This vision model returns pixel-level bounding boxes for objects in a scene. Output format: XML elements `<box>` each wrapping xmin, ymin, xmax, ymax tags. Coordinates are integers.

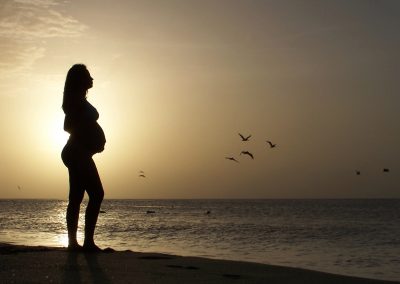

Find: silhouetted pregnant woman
<box><xmin>61</xmin><ymin>64</ymin><xmax>106</xmax><ymax>252</ymax></box>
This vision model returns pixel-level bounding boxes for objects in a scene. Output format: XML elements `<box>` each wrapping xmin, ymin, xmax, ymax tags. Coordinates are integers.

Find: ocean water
<box><xmin>0</xmin><ymin>199</ymin><xmax>399</xmax><ymax>282</ymax></box>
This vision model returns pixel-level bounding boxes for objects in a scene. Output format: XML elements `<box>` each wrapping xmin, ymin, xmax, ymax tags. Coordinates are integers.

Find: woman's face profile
<box><xmin>85</xmin><ymin>70</ymin><xmax>93</xmax><ymax>90</ymax></box>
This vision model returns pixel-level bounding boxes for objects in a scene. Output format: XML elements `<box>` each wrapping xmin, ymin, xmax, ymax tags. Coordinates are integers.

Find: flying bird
<box><xmin>383</xmin><ymin>168</ymin><xmax>390</xmax><ymax>173</ymax></box>
<box><xmin>240</xmin><ymin>151</ymin><xmax>254</xmax><ymax>159</ymax></box>
<box><xmin>266</xmin><ymin>140</ymin><xmax>277</xmax><ymax>148</ymax></box>
<box><xmin>139</xmin><ymin>174</ymin><xmax>146</xmax><ymax>178</ymax></box>
<box><xmin>239</xmin><ymin>133</ymin><xmax>251</xmax><ymax>141</ymax></box>
<box><xmin>225</xmin><ymin>157</ymin><xmax>239</xmax><ymax>163</ymax></box>
<box><xmin>356</xmin><ymin>170</ymin><xmax>361</xmax><ymax>175</ymax></box>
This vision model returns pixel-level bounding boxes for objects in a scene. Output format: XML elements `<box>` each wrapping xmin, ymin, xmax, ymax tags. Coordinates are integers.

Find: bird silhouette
<box><xmin>266</xmin><ymin>140</ymin><xmax>277</xmax><ymax>148</ymax></box>
<box><xmin>239</xmin><ymin>133</ymin><xmax>251</xmax><ymax>141</ymax></box>
<box><xmin>225</xmin><ymin>157</ymin><xmax>239</xmax><ymax>163</ymax></box>
<box><xmin>356</xmin><ymin>170</ymin><xmax>361</xmax><ymax>175</ymax></box>
<box><xmin>139</xmin><ymin>174</ymin><xmax>146</xmax><ymax>178</ymax></box>
<box><xmin>240</xmin><ymin>151</ymin><xmax>254</xmax><ymax>159</ymax></box>
<box><xmin>383</xmin><ymin>168</ymin><xmax>390</xmax><ymax>173</ymax></box>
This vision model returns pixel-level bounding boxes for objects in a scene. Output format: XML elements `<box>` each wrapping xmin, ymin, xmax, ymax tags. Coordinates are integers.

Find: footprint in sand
<box><xmin>166</xmin><ymin>264</ymin><xmax>199</xmax><ymax>270</ymax></box>
<box><xmin>223</xmin><ymin>274</ymin><xmax>242</xmax><ymax>279</ymax></box>
<box><xmin>139</xmin><ymin>255</ymin><xmax>174</xmax><ymax>260</ymax></box>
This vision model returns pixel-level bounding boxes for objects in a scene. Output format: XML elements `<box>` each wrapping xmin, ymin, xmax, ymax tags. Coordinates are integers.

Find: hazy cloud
<box><xmin>0</xmin><ymin>0</ymin><xmax>87</xmax><ymax>88</ymax></box>
<box><xmin>13</xmin><ymin>0</ymin><xmax>58</xmax><ymax>7</ymax></box>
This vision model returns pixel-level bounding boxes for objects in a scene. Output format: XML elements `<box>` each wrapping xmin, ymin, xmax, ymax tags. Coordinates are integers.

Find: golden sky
<box><xmin>1</xmin><ymin>0</ymin><xmax>399</xmax><ymax>199</ymax></box>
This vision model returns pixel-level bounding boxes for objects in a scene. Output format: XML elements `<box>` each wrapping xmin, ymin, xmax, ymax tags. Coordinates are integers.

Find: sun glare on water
<box><xmin>56</xmin><ymin>233</ymin><xmax>69</xmax><ymax>248</ymax></box>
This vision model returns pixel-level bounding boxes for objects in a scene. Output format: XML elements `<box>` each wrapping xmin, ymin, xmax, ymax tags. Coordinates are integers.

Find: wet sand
<box><xmin>0</xmin><ymin>243</ymin><xmax>397</xmax><ymax>284</ymax></box>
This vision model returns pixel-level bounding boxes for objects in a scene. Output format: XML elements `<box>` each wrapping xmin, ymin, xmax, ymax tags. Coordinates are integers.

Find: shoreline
<box><xmin>0</xmin><ymin>243</ymin><xmax>398</xmax><ymax>284</ymax></box>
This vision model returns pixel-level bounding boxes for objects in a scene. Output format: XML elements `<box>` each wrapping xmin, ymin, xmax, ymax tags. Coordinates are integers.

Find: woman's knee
<box><xmin>89</xmin><ymin>189</ymin><xmax>104</xmax><ymax>205</ymax></box>
<box><xmin>97</xmin><ymin>190</ymin><xmax>104</xmax><ymax>203</ymax></box>
<box><xmin>68</xmin><ymin>191</ymin><xmax>84</xmax><ymax>213</ymax></box>
<box><xmin>69</xmin><ymin>187</ymin><xmax>85</xmax><ymax>203</ymax></box>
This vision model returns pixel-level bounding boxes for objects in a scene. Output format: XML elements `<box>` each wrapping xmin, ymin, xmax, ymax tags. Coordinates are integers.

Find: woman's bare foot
<box><xmin>83</xmin><ymin>243</ymin><xmax>102</xmax><ymax>253</ymax></box>
<box><xmin>67</xmin><ymin>242</ymin><xmax>83</xmax><ymax>252</ymax></box>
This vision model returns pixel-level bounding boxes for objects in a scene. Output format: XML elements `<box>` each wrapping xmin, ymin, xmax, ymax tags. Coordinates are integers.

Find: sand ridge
<box><xmin>0</xmin><ymin>243</ymin><xmax>398</xmax><ymax>284</ymax></box>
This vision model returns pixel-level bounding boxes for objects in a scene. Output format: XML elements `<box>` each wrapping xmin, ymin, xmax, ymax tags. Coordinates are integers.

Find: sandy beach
<box><xmin>0</xmin><ymin>243</ymin><xmax>397</xmax><ymax>284</ymax></box>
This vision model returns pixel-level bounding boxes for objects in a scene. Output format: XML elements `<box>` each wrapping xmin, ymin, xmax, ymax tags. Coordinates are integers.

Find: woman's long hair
<box><xmin>62</xmin><ymin>64</ymin><xmax>90</xmax><ymax>113</ymax></box>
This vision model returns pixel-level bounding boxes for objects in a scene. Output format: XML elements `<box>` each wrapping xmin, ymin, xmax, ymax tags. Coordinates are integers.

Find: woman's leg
<box><xmin>81</xmin><ymin>157</ymin><xmax>104</xmax><ymax>249</ymax></box>
<box><xmin>66</xmin><ymin>167</ymin><xmax>85</xmax><ymax>248</ymax></box>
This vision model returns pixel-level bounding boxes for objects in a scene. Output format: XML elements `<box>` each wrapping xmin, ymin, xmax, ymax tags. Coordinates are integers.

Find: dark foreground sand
<box><xmin>0</xmin><ymin>243</ymin><xmax>398</xmax><ymax>284</ymax></box>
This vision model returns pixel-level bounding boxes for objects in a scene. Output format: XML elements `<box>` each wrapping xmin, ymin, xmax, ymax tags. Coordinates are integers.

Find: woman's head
<box><xmin>63</xmin><ymin>64</ymin><xmax>93</xmax><ymax>110</ymax></box>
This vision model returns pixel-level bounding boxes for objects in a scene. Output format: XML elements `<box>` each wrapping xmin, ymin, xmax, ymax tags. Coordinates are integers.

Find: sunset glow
<box><xmin>0</xmin><ymin>0</ymin><xmax>399</xmax><ymax>199</ymax></box>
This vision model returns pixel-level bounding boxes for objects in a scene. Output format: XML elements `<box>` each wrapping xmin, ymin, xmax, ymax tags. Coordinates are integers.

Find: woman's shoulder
<box><xmin>64</xmin><ymin>99</ymin><xmax>98</xmax><ymax>120</ymax></box>
<box><xmin>63</xmin><ymin>98</ymin><xmax>85</xmax><ymax>112</ymax></box>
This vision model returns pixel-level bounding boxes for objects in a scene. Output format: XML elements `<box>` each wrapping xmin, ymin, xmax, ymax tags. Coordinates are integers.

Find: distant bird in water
<box><xmin>100</xmin><ymin>210</ymin><xmax>106</xmax><ymax>214</ymax></box>
<box><xmin>356</xmin><ymin>170</ymin><xmax>361</xmax><ymax>175</ymax></box>
<box><xmin>225</xmin><ymin>157</ymin><xmax>239</xmax><ymax>163</ymax></box>
<box><xmin>239</xmin><ymin>133</ymin><xmax>251</xmax><ymax>141</ymax></box>
<box><xmin>206</xmin><ymin>210</ymin><xmax>211</xmax><ymax>215</ymax></box>
<box><xmin>146</xmin><ymin>210</ymin><xmax>155</xmax><ymax>214</ymax></box>
<box><xmin>240</xmin><ymin>151</ymin><xmax>254</xmax><ymax>159</ymax></box>
<box><xmin>383</xmin><ymin>168</ymin><xmax>390</xmax><ymax>173</ymax></box>
<box><xmin>266</xmin><ymin>140</ymin><xmax>277</xmax><ymax>148</ymax></box>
